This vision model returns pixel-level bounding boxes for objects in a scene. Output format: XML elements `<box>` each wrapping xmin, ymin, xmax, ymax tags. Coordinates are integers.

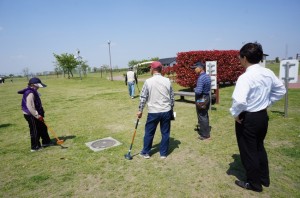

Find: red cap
<box><xmin>150</xmin><ymin>61</ymin><xmax>162</xmax><ymax>69</ymax></box>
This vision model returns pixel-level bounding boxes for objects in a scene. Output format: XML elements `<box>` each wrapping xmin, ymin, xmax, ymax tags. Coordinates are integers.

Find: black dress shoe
<box><xmin>235</xmin><ymin>180</ymin><xmax>262</xmax><ymax>192</ymax></box>
<box><xmin>261</xmin><ymin>181</ymin><xmax>270</xmax><ymax>187</ymax></box>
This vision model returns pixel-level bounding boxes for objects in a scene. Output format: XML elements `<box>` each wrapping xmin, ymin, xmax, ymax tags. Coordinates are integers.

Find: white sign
<box><xmin>279</xmin><ymin>60</ymin><xmax>299</xmax><ymax>83</ymax></box>
<box><xmin>206</xmin><ymin>61</ymin><xmax>217</xmax><ymax>75</ymax></box>
<box><xmin>210</xmin><ymin>76</ymin><xmax>217</xmax><ymax>90</ymax></box>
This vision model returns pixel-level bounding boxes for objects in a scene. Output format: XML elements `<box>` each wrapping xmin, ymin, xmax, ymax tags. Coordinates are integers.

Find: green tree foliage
<box><xmin>128</xmin><ymin>57</ymin><xmax>159</xmax><ymax>75</ymax></box>
<box><xmin>53</xmin><ymin>53</ymin><xmax>78</xmax><ymax>78</ymax></box>
<box><xmin>81</xmin><ymin>61</ymin><xmax>89</xmax><ymax>76</ymax></box>
<box><xmin>275</xmin><ymin>57</ymin><xmax>280</xmax><ymax>63</ymax></box>
<box><xmin>128</xmin><ymin>60</ymin><xmax>139</xmax><ymax>67</ymax></box>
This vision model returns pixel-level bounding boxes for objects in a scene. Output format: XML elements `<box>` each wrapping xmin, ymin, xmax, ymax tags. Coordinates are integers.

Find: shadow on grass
<box><xmin>63</xmin><ymin>135</ymin><xmax>76</xmax><ymax>140</ymax></box>
<box><xmin>0</xmin><ymin>123</ymin><xmax>12</xmax><ymax>128</ymax></box>
<box><xmin>226</xmin><ymin>154</ymin><xmax>246</xmax><ymax>181</ymax></box>
<box><xmin>150</xmin><ymin>137</ymin><xmax>181</xmax><ymax>156</ymax></box>
<box><xmin>51</xmin><ymin>135</ymin><xmax>76</xmax><ymax>144</ymax></box>
<box><xmin>270</xmin><ymin>110</ymin><xmax>285</xmax><ymax>117</ymax></box>
<box><xmin>52</xmin><ymin>135</ymin><xmax>76</xmax><ymax>149</ymax></box>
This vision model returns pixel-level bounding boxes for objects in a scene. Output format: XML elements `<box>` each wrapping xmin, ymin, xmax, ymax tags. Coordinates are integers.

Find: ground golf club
<box><xmin>43</xmin><ymin>121</ymin><xmax>65</xmax><ymax>145</ymax></box>
<box><xmin>124</xmin><ymin>118</ymin><xmax>140</xmax><ymax>160</ymax></box>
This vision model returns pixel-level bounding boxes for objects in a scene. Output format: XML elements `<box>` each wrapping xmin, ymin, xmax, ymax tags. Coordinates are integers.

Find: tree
<box><xmin>128</xmin><ymin>57</ymin><xmax>159</xmax><ymax>75</ymax></box>
<box><xmin>22</xmin><ymin>67</ymin><xmax>29</xmax><ymax>80</ymax></box>
<box><xmin>9</xmin><ymin>74</ymin><xmax>14</xmax><ymax>83</ymax></box>
<box><xmin>53</xmin><ymin>53</ymin><xmax>78</xmax><ymax>78</ymax></box>
<box><xmin>275</xmin><ymin>57</ymin><xmax>280</xmax><ymax>63</ymax></box>
<box><xmin>128</xmin><ymin>60</ymin><xmax>139</xmax><ymax>67</ymax></box>
<box><xmin>80</xmin><ymin>61</ymin><xmax>89</xmax><ymax>76</ymax></box>
<box><xmin>54</xmin><ymin>65</ymin><xmax>62</xmax><ymax>78</ymax></box>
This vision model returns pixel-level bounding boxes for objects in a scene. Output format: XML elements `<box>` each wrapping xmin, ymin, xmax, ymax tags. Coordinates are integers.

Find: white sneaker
<box><xmin>160</xmin><ymin>156</ymin><xmax>167</xmax><ymax>159</ymax></box>
<box><xmin>30</xmin><ymin>147</ymin><xmax>42</xmax><ymax>152</ymax></box>
<box><xmin>139</xmin><ymin>153</ymin><xmax>150</xmax><ymax>159</ymax></box>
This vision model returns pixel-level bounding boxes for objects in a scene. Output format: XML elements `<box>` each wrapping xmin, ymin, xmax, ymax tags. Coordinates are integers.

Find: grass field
<box><xmin>0</xmin><ymin>66</ymin><xmax>299</xmax><ymax>198</ymax></box>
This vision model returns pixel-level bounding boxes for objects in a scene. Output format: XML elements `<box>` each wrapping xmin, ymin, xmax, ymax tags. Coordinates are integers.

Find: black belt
<box><xmin>245</xmin><ymin>108</ymin><xmax>267</xmax><ymax>113</ymax></box>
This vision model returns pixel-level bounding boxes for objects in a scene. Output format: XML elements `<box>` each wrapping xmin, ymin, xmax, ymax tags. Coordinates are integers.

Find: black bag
<box><xmin>211</xmin><ymin>94</ymin><xmax>216</xmax><ymax>105</ymax></box>
<box><xmin>196</xmin><ymin>98</ymin><xmax>209</xmax><ymax>110</ymax></box>
<box><xmin>170</xmin><ymin>109</ymin><xmax>175</xmax><ymax>121</ymax></box>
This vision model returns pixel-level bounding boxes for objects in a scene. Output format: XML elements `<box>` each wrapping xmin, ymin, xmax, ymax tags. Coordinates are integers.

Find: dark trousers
<box><xmin>196</xmin><ymin>95</ymin><xmax>210</xmax><ymax>137</ymax></box>
<box><xmin>141</xmin><ymin>111</ymin><xmax>171</xmax><ymax>156</ymax></box>
<box><xmin>235</xmin><ymin>110</ymin><xmax>270</xmax><ymax>191</ymax></box>
<box><xmin>24</xmin><ymin>114</ymin><xmax>51</xmax><ymax>149</ymax></box>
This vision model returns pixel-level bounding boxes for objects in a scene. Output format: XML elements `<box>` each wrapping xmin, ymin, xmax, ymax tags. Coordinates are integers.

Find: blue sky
<box><xmin>0</xmin><ymin>0</ymin><xmax>299</xmax><ymax>75</ymax></box>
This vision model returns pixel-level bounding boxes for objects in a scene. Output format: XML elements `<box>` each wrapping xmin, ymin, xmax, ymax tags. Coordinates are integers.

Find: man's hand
<box><xmin>234</xmin><ymin>116</ymin><xmax>243</xmax><ymax>124</ymax></box>
<box><xmin>38</xmin><ymin>115</ymin><xmax>44</xmax><ymax>122</ymax></box>
<box><xmin>137</xmin><ymin>111</ymin><xmax>142</xmax><ymax>119</ymax></box>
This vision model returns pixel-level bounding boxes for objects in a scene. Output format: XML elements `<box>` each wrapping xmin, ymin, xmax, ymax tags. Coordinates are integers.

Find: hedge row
<box><xmin>165</xmin><ymin>50</ymin><xmax>244</xmax><ymax>89</ymax></box>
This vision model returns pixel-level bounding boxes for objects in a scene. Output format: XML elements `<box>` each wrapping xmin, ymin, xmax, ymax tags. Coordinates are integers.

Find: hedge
<box><xmin>170</xmin><ymin>50</ymin><xmax>244</xmax><ymax>89</ymax></box>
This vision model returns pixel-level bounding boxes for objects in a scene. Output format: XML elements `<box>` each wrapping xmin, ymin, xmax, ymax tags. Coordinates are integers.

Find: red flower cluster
<box><xmin>173</xmin><ymin>50</ymin><xmax>244</xmax><ymax>89</ymax></box>
<box><xmin>162</xmin><ymin>66</ymin><xmax>174</xmax><ymax>76</ymax></box>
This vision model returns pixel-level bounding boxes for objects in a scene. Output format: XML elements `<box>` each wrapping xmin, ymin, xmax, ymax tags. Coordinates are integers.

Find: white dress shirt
<box><xmin>230</xmin><ymin>64</ymin><xmax>286</xmax><ymax>118</ymax></box>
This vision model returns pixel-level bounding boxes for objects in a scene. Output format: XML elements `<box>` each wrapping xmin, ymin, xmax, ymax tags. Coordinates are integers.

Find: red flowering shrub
<box><xmin>174</xmin><ymin>50</ymin><xmax>244</xmax><ymax>89</ymax></box>
<box><xmin>162</xmin><ymin>66</ymin><xmax>174</xmax><ymax>76</ymax></box>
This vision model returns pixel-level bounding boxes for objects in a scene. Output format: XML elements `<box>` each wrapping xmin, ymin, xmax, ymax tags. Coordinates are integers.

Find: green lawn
<box><xmin>0</xmin><ymin>68</ymin><xmax>299</xmax><ymax>198</ymax></box>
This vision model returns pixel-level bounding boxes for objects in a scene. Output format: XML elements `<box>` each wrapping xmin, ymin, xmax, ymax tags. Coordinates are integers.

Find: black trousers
<box><xmin>196</xmin><ymin>95</ymin><xmax>210</xmax><ymax>137</ymax></box>
<box><xmin>235</xmin><ymin>110</ymin><xmax>270</xmax><ymax>191</ymax></box>
<box><xmin>24</xmin><ymin>114</ymin><xmax>51</xmax><ymax>149</ymax></box>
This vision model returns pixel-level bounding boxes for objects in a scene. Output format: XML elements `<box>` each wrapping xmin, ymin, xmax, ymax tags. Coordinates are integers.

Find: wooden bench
<box><xmin>173</xmin><ymin>91</ymin><xmax>195</xmax><ymax>100</ymax></box>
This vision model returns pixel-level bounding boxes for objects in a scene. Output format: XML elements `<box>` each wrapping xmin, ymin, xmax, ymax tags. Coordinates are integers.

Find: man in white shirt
<box><xmin>125</xmin><ymin>67</ymin><xmax>138</xmax><ymax>99</ymax></box>
<box><xmin>230</xmin><ymin>42</ymin><xmax>286</xmax><ymax>192</ymax></box>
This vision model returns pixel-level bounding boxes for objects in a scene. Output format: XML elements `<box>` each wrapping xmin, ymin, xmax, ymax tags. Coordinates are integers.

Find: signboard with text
<box><xmin>279</xmin><ymin>60</ymin><xmax>299</xmax><ymax>83</ymax></box>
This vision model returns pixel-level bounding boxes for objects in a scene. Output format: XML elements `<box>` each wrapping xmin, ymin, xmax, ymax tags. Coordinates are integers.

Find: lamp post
<box><xmin>75</xmin><ymin>49</ymin><xmax>82</xmax><ymax>80</ymax></box>
<box><xmin>108</xmin><ymin>40</ymin><xmax>113</xmax><ymax>81</ymax></box>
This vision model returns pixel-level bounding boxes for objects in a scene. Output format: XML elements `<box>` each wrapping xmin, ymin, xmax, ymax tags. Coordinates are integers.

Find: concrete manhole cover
<box><xmin>85</xmin><ymin>137</ymin><xmax>122</xmax><ymax>152</ymax></box>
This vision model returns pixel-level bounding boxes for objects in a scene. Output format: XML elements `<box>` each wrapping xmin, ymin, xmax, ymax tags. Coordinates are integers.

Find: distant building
<box><xmin>159</xmin><ymin>57</ymin><xmax>176</xmax><ymax>67</ymax></box>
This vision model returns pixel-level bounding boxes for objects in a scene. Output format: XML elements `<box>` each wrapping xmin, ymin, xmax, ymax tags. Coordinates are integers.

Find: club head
<box><xmin>56</xmin><ymin>139</ymin><xmax>64</xmax><ymax>145</ymax></box>
<box><xmin>60</xmin><ymin>145</ymin><xmax>68</xmax><ymax>149</ymax></box>
<box><xmin>124</xmin><ymin>153</ymin><xmax>133</xmax><ymax>160</ymax></box>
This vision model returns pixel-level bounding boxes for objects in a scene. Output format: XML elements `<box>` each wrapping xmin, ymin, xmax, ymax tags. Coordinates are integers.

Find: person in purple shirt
<box><xmin>18</xmin><ymin>77</ymin><xmax>53</xmax><ymax>152</ymax></box>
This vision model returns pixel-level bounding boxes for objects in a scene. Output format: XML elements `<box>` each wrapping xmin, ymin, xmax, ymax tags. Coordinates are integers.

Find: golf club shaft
<box><xmin>127</xmin><ymin>118</ymin><xmax>139</xmax><ymax>153</ymax></box>
<box><xmin>44</xmin><ymin>122</ymin><xmax>62</xmax><ymax>141</ymax></box>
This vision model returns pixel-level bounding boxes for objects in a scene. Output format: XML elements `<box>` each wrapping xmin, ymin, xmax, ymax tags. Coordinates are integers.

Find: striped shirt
<box><xmin>139</xmin><ymin>73</ymin><xmax>174</xmax><ymax>113</ymax></box>
<box><xmin>230</xmin><ymin>64</ymin><xmax>286</xmax><ymax>118</ymax></box>
<box><xmin>194</xmin><ymin>72</ymin><xmax>211</xmax><ymax>98</ymax></box>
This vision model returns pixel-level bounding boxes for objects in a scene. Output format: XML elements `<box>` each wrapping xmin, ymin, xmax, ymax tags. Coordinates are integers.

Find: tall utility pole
<box><xmin>108</xmin><ymin>40</ymin><xmax>113</xmax><ymax>81</ymax></box>
<box><xmin>75</xmin><ymin>49</ymin><xmax>82</xmax><ymax>80</ymax></box>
